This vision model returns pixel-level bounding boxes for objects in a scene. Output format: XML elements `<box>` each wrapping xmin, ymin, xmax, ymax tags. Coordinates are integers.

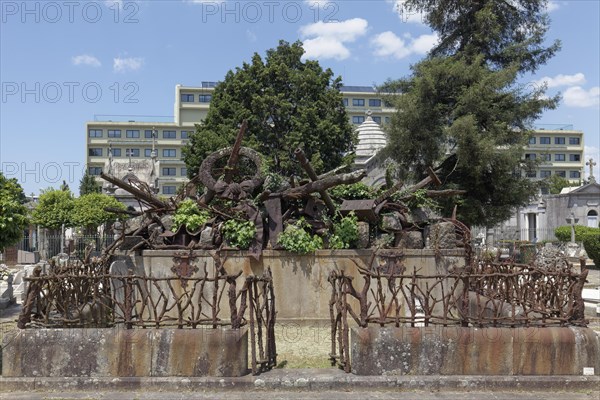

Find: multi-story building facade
<box><xmin>524</xmin><ymin>126</ymin><xmax>585</xmax><ymax>185</ymax></box>
<box><xmin>86</xmin><ymin>84</ymin><xmax>394</xmax><ymax>195</ymax></box>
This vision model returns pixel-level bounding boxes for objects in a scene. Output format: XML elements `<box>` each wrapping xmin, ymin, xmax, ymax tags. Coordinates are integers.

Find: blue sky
<box><xmin>1</xmin><ymin>0</ymin><xmax>599</xmax><ymax>195</ymax></box>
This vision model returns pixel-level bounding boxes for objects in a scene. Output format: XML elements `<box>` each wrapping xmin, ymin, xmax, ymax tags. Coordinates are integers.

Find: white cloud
<box><xmin>371</xmin><ymin>31</ymin><xmax>438</xmax><ymax>59</ymax></box>
<box><xmin>534</xmin><ymin>73</ymin><xmax>586</xmax><ymax>89</ymax></box>
<box><xmin>388</xmin><ymin>0</ymin><xmax>426</xmax><ymax>24</ymax></box>
<box><xmin>300</xmin><ymin>18</ymin><xmax>368</xmax><ymax>60</ymax></box>
<box><xmin>302</xmin><ymin>37</ymin><xmax>350</xmax><ymax>60</ymax></box>
<box><xmin>104</xmin><ymin>0</ymin><xmax>123</xmax><ymax>9</ymax></box>
<box><xmin>300</xmin><ymin>18</ymin><xmax>368</xmax><ymax>42</ymax></box>
<box><xmin>563</xmin><ymin>86</ymin><xmax>600</xmax><ymax>108</ymax></box>
<box><xmin>71</xmin><ymin>55</ymin><xmax>101</xmax><ymax>67</ymax></box>
<box><xmin>304</xmin><ymin>0</ymin><xmax>329</xmax><ymax>6</ymax></box>
<box><xmin>246</xmin><ymin>29</ymin><xmax>257</xmax><ymax>42</ymax></box>
<box><xmin>546</xmin><ymin>1</ymin><xmax>560</xmax><ymax>12</ymax></box>
<box><xmin>113</xmin><ymin>57</ymin><xmax>144</xmax><ymax>73</ymax></box>
<box><xmin>584</xmin><ymin>146</ymin><xmax>600</xmax><ymax>180</ymax></box>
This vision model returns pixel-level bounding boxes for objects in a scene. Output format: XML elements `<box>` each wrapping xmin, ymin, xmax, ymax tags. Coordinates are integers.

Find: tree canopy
<box><xmin>0</xmin><ymin>173</ymin><xmax>28</xmax><ymax>250</ymax></box>
<box><xmin>382</xmin><ymin>1</ymin><xmax>559</xmax><ymax>227</ymax></box>
<box><xmin>72</xmin><ymin>193</ymin><xmax>125</xmax><ymax>232</ymax></box>
<box><xmin>31</xmin><ymin>188</ymin><xmax>74</xmax><ymax>230</ymax></box>
<box><xmin>79</xmin><ymin>171</ymin><xmax>101</xmax><ymax>196</ymax></box>
<box><xmin>183</xmin><ymin>40</ymin><xmax>355</xmax><ymax>178</ymax></box>
<box><xmin>401</xmin><ymin>0</ymin><xmax>560</xmax><ymax>73</ymax></box>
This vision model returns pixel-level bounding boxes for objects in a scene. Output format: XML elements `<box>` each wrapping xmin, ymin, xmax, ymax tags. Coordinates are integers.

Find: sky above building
<box><xmin>1</xmin><ymin>0</ymin><xmax>599</xmax><ymax>195</ymax></box>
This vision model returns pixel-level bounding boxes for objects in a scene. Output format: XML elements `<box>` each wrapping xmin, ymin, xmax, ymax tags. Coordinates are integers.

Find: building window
<box><xmin>352</xmin><ymin>99</ymin><xmax>365</xmax><ymax>107</ymax></box>
<box><xmin>569</xmin><ymin>137</ymin><xmax>580</xmax><ymax>145</ymax></box>
<box><xmin>555</xmin><ymin>154</ymin><xmax>565</xmax><ymax>161</ymax></box>
<box><xmin>199</xmin><ymin>94</ymin><xmax>212</xmax><ymax>103</ymax></box>
<box><xmin>89</xmin><ymin>167</ymin><xmax>102</xmax><ymax>176</ymax></box>
<box><xmin>588</xmin><ymin>210</ymin><xmax>598</xmax><ymax>228</ymax></box>
<box><xmin>570</xmin><ymin>171</ymin><xmax>581</xmax><ymax>179</ymax></box>
<box><xmin>540</xmin><ymin>170</ymin><xmax>551</xmax><ymax>178</ymax></box>
<box><xmin>369</xmin><ymin>99</ymin><xmax>382</xmax><ymax>107</ymax></box>
<box><xmin>88</xmin><ymin>129</ymin><xmax>102</xmax><ymax>138</ymax></box>
<box><xmin>181</xmin><ymin>167</ymin><xmax>187</xmax><ymax>176</ymax></box>
<box><xmin>569</xmin><ymin>154</ymin><xmax>581</xmax><ymax>162</ymax></box>
<box><xmin>555</xmin><ymin>170</ymin><xmax>566</xmax><ymax>177</ymax></box>
<box><xmin>88</xmin><ymin>148</ymin><xmax>102</xmax><ymax>157</ymax></box>
<box><xmin>181</xmin><ymin>131</ymin><xmax>190</xmax><ymax>139</ymax></box>
<box><xmin>352</xmin><ymin>116</ymin><xmax>365</xmax><ymax>124</ymax></box>
<box><xmin>343</xmin><ymin>98</ymin><xmax>348</xmax><ymax>106</ymax></box>
<box><xmin>528</xmin><ymin>137</ymin><xmax>536</xmax><ymax>144</ymax></box>
<box><xmin>163</xmin><ymin>130</ymin><xmax>176</xmax><ymax>139</ymax></box>
<box><xmin>181</xmin><ymin>93</ymin><xmax>195</xmax><ymax>102</ymax></box>
<box><xmin>126</xmin><ymin>130</ymin><xmax>140</xmax><ymax>138</ymax></box>
<box><xmin>144</xmin><ymin>149</ymin><xmax>152</xmax><ymax>157</ymax></box>
<box><xmin>112</xmin><ymin>148</ymin><xmax>122</xmax><ymax>157</ymax></box>
<box><xmin>126</xmin><ymin>148</ymin><xmax>140</xmax><ymax>157</ymax></box>
<box><xmin>526</xmin><ymin>170</ymin><xmax>537</xmax><ymax>178</ymax></box>
<box><xmin>145</xmin><ymin>130</ymin><xmax>155</xmax><ymax>139</ymax></box>
<box><xmin>163</xmin><ymin>149</ymin><xmax>176</xmax><ymax>158</ymax></box>
<box><xmin>540</xmin><ymin>137</ymin><xmax>551</xmax><ymax>144</ymax></box>
<box><xmin>525</xmin><ymin>153</ymin><xmax>536</xmax><ymax>160</ymax></box>
<box><xmin>372</xmin><ymin>116</ymin><xmax>382</xmax><ymax>124</ymax></box>
<box><xmin>384</xmin><ymin>117</ymin><xmax>390</xmax><ymax>124</ymax></box>
<box><xmin>555</xmin><ymin>137</ymin><xmax>565</xmax><ymax>145</ymax></box>
<box><xmin>163</xmin><ymin>186</ymin><xmax>176</xmax><ymax>195</ymax></box>
<box><xmin>162</xmin><ymin>168</ymin><xmax>176</xmax><ymax>176</ymax></box>
<box><xmin>108</xmin><ymin>129</ymin><xmax>121</xmax><ymax>138</ymax></box>
<box><xmin>541</xmin><ymin>153</ymin><xmax>551</xmax><ymax>161</ymax></box>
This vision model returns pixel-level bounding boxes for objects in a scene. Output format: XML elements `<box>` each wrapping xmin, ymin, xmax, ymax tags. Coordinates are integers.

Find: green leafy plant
<box><xmin>329</xmin><ymin>213</ymin><xmax>359</xmax><ymax>249</ymax></box>
<box><xmin>172</xmin><ymin>199</ymin><xmax>211</xmax><ymax>232</ymax></box>
<box><xmin>554</xmin><ymin>225</ymin><xmax>599</xmax><ymax>242</ymax></box>
<box><xmin>330</xmin><ymin>183</ymin><xmax>378</xmax><ymax>200</ymax></box>
<box><xmin>392</xmin><ymin>188</ymin><xmax>440</xmax><ymax>211</ymax></box>
<box><xmin>277</xmin><ymin>218</ymin><xmax>323</xmax><ymax>254</ymax></box>
<box><xmin>582</xmin><ymin>232</ymin><xmax>600</xmax><ymax>268</ymax></box>
<box><xmin>221</xmin><ymin>219</ymin><xmax>256</xmax><ymax>249</ymax></box>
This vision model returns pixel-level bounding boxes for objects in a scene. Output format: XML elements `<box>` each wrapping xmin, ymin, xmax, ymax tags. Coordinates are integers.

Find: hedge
<box><xmin>583</xmin><ymin>232</ymin><xmax>600</xmax><ymax>267</ymax></box>
<box><xmin>554</xmin><ymin>225</ymin><xmax>600</xmax><ymax>242</ymax></box>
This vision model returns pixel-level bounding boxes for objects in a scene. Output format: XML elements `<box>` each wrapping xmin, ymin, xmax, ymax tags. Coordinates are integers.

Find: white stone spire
<box><xmin>355</xmin><ymin>110</ymin><xmax>386</xmax><ymax>161</ymax></box>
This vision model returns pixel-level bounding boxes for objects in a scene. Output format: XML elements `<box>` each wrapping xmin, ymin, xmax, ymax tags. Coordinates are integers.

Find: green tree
<box><xmin>401</xmin><ymin>0</ymin><xmax>560</xmax><ymax>73</ymax></box>
<box><xmin>541</xmin><ymin>174</ymin><xmax>577</xmax><ymax>195</ymax></box>
<box><xmin>0</xmin><ymin>173</ymin><xmax>28</xmax><ymax>251</ymax></box>
<box><xmin>183</xmin><ymin>40</ymin><xmax>355</xmax><ymax>177</ymax></box>
<box><xmin>72</xmin><ymin>193</ymin><xmax>125</xmax><ymax>233</ymax></box>
<box><xmin>79</xmin><ymin>171</ymin><xmax>101</xmax><ymax>195</ymax></box>
<box><xmin>31</xmin><ymin>188</ymin><xmax>75</xmax><ymax>230</ymax></box>
<box><xmin>381</xmin><ymin>1</ymin><xmax>559</xmax><ymax>227</ymax></box>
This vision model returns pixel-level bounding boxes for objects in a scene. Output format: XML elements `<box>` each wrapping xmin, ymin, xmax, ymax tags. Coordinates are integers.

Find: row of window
<box><xmin>525</xmin><ymin>153</ymin><xmax>581</xmax><ymax>162</ymax></box>
<box><xmin>89</xmin><ymin>167</ymin><xmax>188</xmax><ymax>177</ymax></box>
<box><xmin>89</xmin><ymin>129</ymin><xmax>191</xmax><ymax>139</ymax></box>
<box><xmin>344</xmin><ymin>98</ymin><xmax>383</xmax><ymax>107</ymax></box>
<box><xmin>89</xmin><ymin>148</ymin><xmax>177</xmax><ymax>158</ymax></box>
<box><xmin>351</xmin><ymin>116</ymin><xmax>390</xmax><ymax>125</ymax></box>
<box><xmin>527</xmin><ymin>170</ymin><xmax>581</xmax><ymax>179</ymax></box>
<box><xmin>528</xmin><ymin>136</ymin><xmax>580</xmax><ymax>145</ymax></box>
<box><xmin>180</xmin><ymin>94</ymin><xmax>212</xmax><ymax>103</ymax></box>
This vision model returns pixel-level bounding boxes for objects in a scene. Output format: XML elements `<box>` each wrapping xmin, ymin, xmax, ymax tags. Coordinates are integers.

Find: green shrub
<box><xmin>554</xmin><ymin>225</ymin><xmax>599</xmax><ymax>242</ymax></box>
<box><xmin>172</xmin><ymin>199</ymin><xmax>211</xmax><ymax>232</ymax></box>
<box><xmin>329</xmin><ymin>213</ymin><xmax>359</xmax><ymax>249</ymax></box>
<box><xmin>582</xmin><ymin>232</ymin><xmax>600</xmax><ymax>267</ymax></box>
<box><xmin>277</xmin><ymin>219</ymin><xmax>323</xmax><ymax>254</ymax></box>
<box><xmin>221</xmin><ymin>219</ymin><xmax>256</xmax><ymax>250</ymax></box>
<box><xmin>330</xmin><ymin>182</ymin><xmax>378</xmax><ymax>200</ymax></box>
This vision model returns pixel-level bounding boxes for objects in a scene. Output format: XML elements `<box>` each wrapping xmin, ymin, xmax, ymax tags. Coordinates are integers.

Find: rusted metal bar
<box><xmin>294</xmin><ymin>147</ymin><xmax>337</xmax><ymax>214</ymax></box>
<box><xmin>223</xmin><ymin>120</ymin><xmax>248</xmax><ymax>184</ymax></box>
<box><xmin>100</xmin><ymin>173</ymin><xmax>168</xmax><ymax>209</ymax></box>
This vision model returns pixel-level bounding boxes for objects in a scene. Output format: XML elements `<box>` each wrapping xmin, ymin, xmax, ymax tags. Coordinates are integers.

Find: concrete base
<box><xmin>2</xmin><ymin>328</ymin><xmax>248</xmax><ymax>377</ymax></box>
<box><xmin>351</xmin><ymin>326</ymin><xmax>600</xmax><ymax>376</ymax></box>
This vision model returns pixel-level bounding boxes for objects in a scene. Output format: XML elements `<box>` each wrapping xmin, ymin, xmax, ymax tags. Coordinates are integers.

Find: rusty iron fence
<box><xmin>17</xmin><ymin>253</ymin><xmax>276</xmax><ymax>375</ymax></box>
<box><xmin>329</xmin><ymin>253</ymin><xmax>589</xmax><ymax>372</ymax></box>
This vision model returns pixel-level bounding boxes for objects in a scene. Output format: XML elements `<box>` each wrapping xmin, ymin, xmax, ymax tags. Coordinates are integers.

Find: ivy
<box><xmin>330</xmin><ymin>182</ymin><xmax>378</xmax><ymax>201</ymax></box>
<box><xmin>329</xmin><ymin>213</ymin><xmax>359</xmax><ymax>249</ymax></box>
<box><xmin>277</xmin><ymin>218</ymin><xmax>323</xmax><ymax>254</ymax></box>
<box><xmin>172</xmin><ymin>199</ymin><xmax>211</xmax><ymax>232</ymax></box>
<box><xmin>221</xmin><ymin>219</ymin><xmax>256</xmax><ymax>250</ymax></box>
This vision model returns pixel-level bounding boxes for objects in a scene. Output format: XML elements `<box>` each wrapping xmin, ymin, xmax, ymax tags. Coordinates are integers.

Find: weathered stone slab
<box><xmin>2</xmin><ymin>328</ymin><xmax>248</xmax><ymax>377</ymax></box>
<box><xmin>351</xmin><ymin>326</ymin><xmax>600</xmax><ymax>376</ymax></box>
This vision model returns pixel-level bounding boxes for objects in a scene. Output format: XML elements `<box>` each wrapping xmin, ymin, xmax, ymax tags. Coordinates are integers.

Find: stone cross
<box><xmin>586</xmin><ymin>158</ymin><xmax>596</xmax><ymax>182</ymax></box>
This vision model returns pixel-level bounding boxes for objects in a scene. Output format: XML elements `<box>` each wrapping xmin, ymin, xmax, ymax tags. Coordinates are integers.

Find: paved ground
<box><xmin>2</xmin><ymin>390</ymin><xmax>599</xmax><ymax>400</ymax></box>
